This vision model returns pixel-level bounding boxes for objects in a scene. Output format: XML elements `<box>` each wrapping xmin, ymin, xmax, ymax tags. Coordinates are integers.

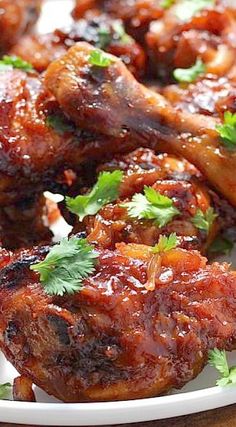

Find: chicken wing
<box><xmin>1</xmin><ymin>241</ymin><xmax>236</xmax><ymax>401</ymax></box>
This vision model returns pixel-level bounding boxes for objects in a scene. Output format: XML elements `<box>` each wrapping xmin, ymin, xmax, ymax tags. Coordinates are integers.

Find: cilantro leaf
<box><xmin>0</xmin><ymin>383</ymin><xmax>11</xmax><ymax>400</ymax></box>
<box><xmin>122</xmin><ymin>186</ymin><xmax>180</xmax><ymax>227</ymax></box>
<box><xmin>208</xmin><ymin>235</ymin><xmax>234</xmax><ymax>255</ymax></box>
<box><xmin>97</xmin><ymin>21</ymin><xmax>132</xmax><ymax>49</ymax></box>
<box><xmin>152</xmin><ymin>233</ymin><xmax>178</xmax><ymax>253</ymax></box>
<box><xmin>89</xmin><ymin>49</ymin><xmax>113</xmax><ymax>67</ymax></box>
<box><xmin>208</xmin><ymin>349</ymin><xmax>236</xmax><ymax>387</ymax></box>
<box><xmin>160</xmin><ymin>0</ymin><xmax>175</xmax><ymax>8</ymax></box>
<box><xmin>216</xmin><ymin>112</ymin><xmax>236</xmax><ymax>150</ymax></box>
<box><xmin>173</xmin><ymin>58</ymin><xmax>205</xmax><ymax>83</ymax></box>
<box><xmin>192</xmin><ymin>207</ymin><xmax>217</xmax><ymax>233</ymax></box>
<box><xmin>30</xmin><ymin>237</ymin><xmax>98</xmax><ymax>296</ymax></box>
<box><xmin>66</xmin><ymin>170</ymin><xmax>123</xmax><ymax>222</ymax></box>
<box><xmin>175</xmin><ymin>0</ymin><xmax>215</xmax><ymax>22</ymax></box>
<box><xmin>0</xmin><ymin>55</ymin><xmax>33</xmax><ymax>72</ymax></box>
<box><xmin>46</xmin><ymin>114</ymin><xmax>75</xmax><ymax>135</ymax></box>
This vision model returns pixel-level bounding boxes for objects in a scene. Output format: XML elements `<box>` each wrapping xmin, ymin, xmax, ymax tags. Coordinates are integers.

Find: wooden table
<box><xmin>1</xmin><ymin>404</ymin><xmax>236</xmax><ymax>427</ymax></box>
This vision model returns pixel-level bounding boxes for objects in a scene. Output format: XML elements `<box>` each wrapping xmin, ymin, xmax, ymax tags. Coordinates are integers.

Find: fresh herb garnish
<box><xmin>66</xmin><ymin>170</ymin><xmax>123</xmax><ymax>222</ymax></box>
<box><xmin>46</xmin><ymin>114</ymin><xmax>75</xmax><ymax>134</ymax></box>
<box><xmin>97</xmin><ymin>21</ymin><xmax>132</xmax><ymax>49</ymax></box>
<box><xmin>208</xmin><ymin>235</ymin><xmax>234</xmax><ymax>255</ymax></box>
<box><xmin>173</xmin><ymin>58</ymin><xmax>205</xmax><ymax>83</ymax></box>
<box><xmin>192</xmin><ymin>207</ymin><xmax>217</xmax><ymax>233</ymax></box>
<box><xmin>0</xmin><ymin>55</ymin><xmax>33</xmax><ymax>72</ymax></box>
<box><xmin>0</xmin><ymin>383</ymin><xmax>11</xmax><ymax>400</ymax></box>
<box><xmin>30</xmin><ymin>237</ymin><xmax>98</xmax><ymax>296</ymax></box>
<box><xmin>152</xmin><ymin>233</ymin><xmax>178</xmax><ymax>253</ymax></box>
<box><xmin>216</xmin><ymin>112</ymin><xmax>236</xmax><ymax>150</ymax></box>
<box><xmin>89</xmin><ymin>49</ymin><xmax>113</xmax><ymax>67</ymax></box>
<box><xmin>160</xmin><ymin>0</ymin><xmax>175</xmax><ymax>8</ymax></box>
<box><xmin>175</xmin><ymin>0</ymin><xmax>215</xmax><ymax>22</ymax></box>
<box><xmin>209</xmin><ymin>349</ymin><xmax>236</xmax><ymax>386</ymax></box>
<box><xmin>122</xmin><ymin>186</ymin><xmax>180</xmax><ymax>227</ymax></box>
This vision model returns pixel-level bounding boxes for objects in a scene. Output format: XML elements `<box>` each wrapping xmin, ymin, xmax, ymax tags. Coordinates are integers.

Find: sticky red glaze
<box><xmin>0</xmin><ymin>243</ymin><xmax>236</xmax><ymax>402</ymax></box>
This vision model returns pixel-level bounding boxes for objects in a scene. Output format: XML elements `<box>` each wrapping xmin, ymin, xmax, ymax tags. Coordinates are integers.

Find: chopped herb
<box><xmin>173</xmin><ymin>58</ymin><xmax>205</xmax><ymax>83</ymax></box>
<box><xmin>160</xmin><ymin>0</ymin><xmax>175</xmax><ymax>8</ymax></box>
<box><xmin>0</xmin><ymin>383</ymin><xmax>11</xmax><ymax>400</ymax></box>
<box><xmin>208</xmin><ymin>235</ymin><xmax>234</xmax><ymax>255</ymax></box>
<box><xmin>192</xmin><ymin>207</ymin><xmax>217</xmax><ymax>233</ymax></box>
<box><xmin>121</xmin><ymin>186</ymin><xmax>180</xmax><ymax>227</ymax></box>
<box><xmin>46</xmin><ymin>114</ymin><xmax>75</xmax><ymax>134</ymax></box>
<box><xmin>216</xmin><ymin>112</ymin><xmax>236</xmax><ymax>150</ymax></box>
<box><xmin>0</xmin><ymin>55</ymin><xmax>33</xmax><ymax>72</ymax></box>
<box><xmin>175</xmin><ymin>0</ymin><xmax>215</xmax><ymax>22</ymax></box>
<box><xmin>97</xmin><ymin>21</ymin><xmax>131</xmax><ymax>49</ymax></box>
<box><xmin>209</xmin><ymin>349</ymin><xmax>236</xmax><ymax>386</ymax></box>
<box><xmin>152</xmin><ymin>233</ymin><xmax>178</xmax><ymax>253</ymax></box>
<box><xmin>66</xmin><ymin>170</ymin><xmax>123</xmax><ymax>222</ymax></box>
<box><xmin>30</xmin><ymin>237</ymin><xmax>98</xmax><ymax>296</ymax></box>
<box><xmin>89</xmin><ymin>49</ymin><xmax>113</xmax><ymax>67</ymax></box>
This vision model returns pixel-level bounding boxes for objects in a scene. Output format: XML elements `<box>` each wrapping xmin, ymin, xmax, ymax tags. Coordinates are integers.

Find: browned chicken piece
<box><xmin>0</xmin><ymin>0</ymin><xmax>42</xmax><ymax>53</ymax></box>
<box><xmin>70</xmin><ymin>148</ymin><xmax>219</xmax><ymax>252</ymax></box>
<box><xmin>72</xmin><ymin>0</ymin><xmax>164</xmax><ymax>42</ymax></box>
<box><xmin>146</xmin><ymin>0</ymin><xmax>236</xmax><ymax>81</ymax></box>
<box><xmin>11</xmin><ymin>14</ymin><xmax>146</xmax><ymax>78</ymax></box>
<box><xmin>162</xmin><ymin>75</ymin><xmax>236</xmax><ymax>117</ymax></box>
<box><xmin>0</xmin><ymin>68</ymin><xmax>141</xmax><ymax>206</ymax></box>
<box><xmin>13</xmin><ymin>376</ymin><xmax>36</xmax><ymax>402</ymax></box>
<box><xmin>44</xmin><ymin>42</ymin><xmax>236</xmax><ymax>207</ymax></box>
<box><xmin>0</xmin><ymin>195</ymin><xmax>52</xmax><ymax>250</ymax></box>
<box><xmin>1</xmin><ymin>241</ymin><xmax>236</xmax><ymax>402</ymax></box>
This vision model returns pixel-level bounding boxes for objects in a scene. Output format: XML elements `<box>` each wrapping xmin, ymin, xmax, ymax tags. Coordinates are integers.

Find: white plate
<box><xmin>1</xmin><ymin>1</ymin><xmax>236</xmax><ymax>425</ymax></box>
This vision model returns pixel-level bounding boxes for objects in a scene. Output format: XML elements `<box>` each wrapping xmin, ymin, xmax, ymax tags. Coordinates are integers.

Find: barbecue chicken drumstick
<box><xmin>45</xmin><ymin>42</ymin><xmax>236</xmax><ymax>207</ymax></box>
<box><xmin>1</xmin><ymin>240</ymin><xmax>236</xmax><ymax>402</ymax></box>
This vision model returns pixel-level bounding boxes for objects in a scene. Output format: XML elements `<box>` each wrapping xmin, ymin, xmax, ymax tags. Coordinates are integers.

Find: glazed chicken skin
<box><xmin>162</xmin><ymin>75</ymin><xmax>236</xmax><ymax>118</ymax></box>
<box><xmin>146</xmin><ymin>0</ymin><xmax>236</xmax><ymax>81</ymax></box>
<box><xmin>1</xmin><ymin>241</ymin><xmax>236</xmax><ymax>401</ymax></box>
<box><xmin>0</xmin><ymin>68</ymin><xmax>142</xmax><ymax>206</ymax></box>
<box><xmin>72</xmin><ymin>0</ymin><xmax>164</xmax><ymax>42</ymax></box>
<box><xmin>0</xmin><ymin>0</ymin><xmax>42</xmax><ymax>53</ymax></box>
<box><xmin>45</xmin><ymin>42</ymin><xmax>236</xmax><ymax>207</ymax></box>
<box><xmin>71</xmin><ymin>148</ymin><xmax>218</xmax><ymax>252</ymax></box>
<box><xmin>11</xmin><ymin>14</ymin><xmax>146</xmax><ymax>78</ymax></box>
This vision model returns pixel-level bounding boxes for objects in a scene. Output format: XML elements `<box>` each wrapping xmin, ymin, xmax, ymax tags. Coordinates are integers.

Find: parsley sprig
<box><xmin>192</xmin><ymin>207</ymin><xmax>217</xmax><ymax>233</ymax></box>
<box><xmin>173</xmin><ymin>58</ymin><xmax>205</xmax><ymax>83</ymax></box>
<box><xmin>160</xmin><ymin>0</ymin><xmax>175</xmax><ymax>8</ymax></box>
<box><xmin>30</xmin><ymin>237</ymin><xmax>98</xmax><ymax>296</ymax></box>
<box><xmin>89</xmin><ymin>50</ymin><xmax>113</xmax><ymax>67</ymax></box>
<box><xmin>122</xmin><ymin>186</ymin><xmax>180</xmax><ymax>227</ymax></box>
<box><xmin>0</xmin><ymin>55</ymin><xmax>33</xmax><ymax>72</ymax></box>
<box><xmin>0</xmin><ymin>383</ymin><xmax>11</xmax><ymax>400</ymax></box>
<box><xmin>66</xmin><ymin>170</ymin><xmax>123</xmax><ymax>222</ymax></box>
<box><xmin>175</xmin><ymin>0</ymin><xmax>215</xmax><ymax>22</ymax></box>
<box><xmin>152</xmin><ymin>233</ymin><xmax>178</xmax><ymax>253</ymax></box>
<box><xmin>216</xmin><ymin>112</ymin><xmax>236</xmax><ymax>150</ymax></box>
<box><xmin>209</xmin><ymin>349</ymin><xmax>236</xmax><ymax>386</ymax></box>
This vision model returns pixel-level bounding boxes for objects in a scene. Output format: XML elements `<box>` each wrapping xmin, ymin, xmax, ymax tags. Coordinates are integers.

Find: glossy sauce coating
<box><xmin>1</xmin><ymin>243</ymin><xmax>236</xmax><ymax>402</ymax></box>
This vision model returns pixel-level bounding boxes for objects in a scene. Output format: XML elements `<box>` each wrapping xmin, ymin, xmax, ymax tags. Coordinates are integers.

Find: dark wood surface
<box><xmin>1</xmin><ymin>404</ymin><xmax>236</xmax><ymax>427</ymax></box>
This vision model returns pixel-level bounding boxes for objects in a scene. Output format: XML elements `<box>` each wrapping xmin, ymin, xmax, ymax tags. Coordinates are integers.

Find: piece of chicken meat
<box><xmin>45</xmin><ymin>42</ymin><xmax>236</xmax><ymax>207</ymax></box>
<box><xmin>0</xmin><ymin>0</ymin><xmax>42</xmax><ymax>53</ymax></box>
<box><xmin>1</xmin><ymin>241</ymin><xmax>236</xmax><ymax>401</ymax></box>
